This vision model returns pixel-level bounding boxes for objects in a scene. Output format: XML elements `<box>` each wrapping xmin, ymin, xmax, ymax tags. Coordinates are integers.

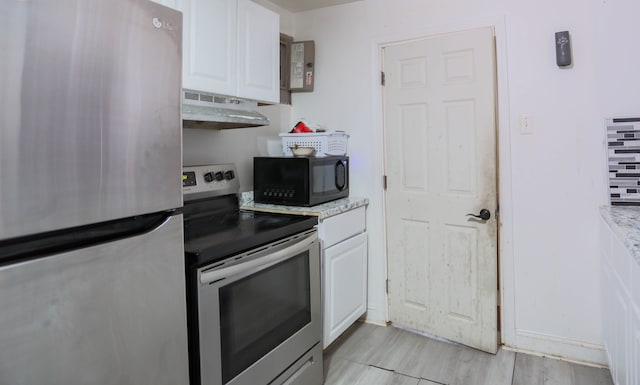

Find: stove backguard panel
<box><xmin>608</xmin><ymin>117</ymin><xmax>640</xmax><ymax>205</ymax></box>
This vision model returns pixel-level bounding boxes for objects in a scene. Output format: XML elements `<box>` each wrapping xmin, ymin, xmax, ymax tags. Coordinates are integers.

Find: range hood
<box><xmin>182</xmin><ymin>90</ymin><xmax>270</xmax><ymax>129</ymax></box>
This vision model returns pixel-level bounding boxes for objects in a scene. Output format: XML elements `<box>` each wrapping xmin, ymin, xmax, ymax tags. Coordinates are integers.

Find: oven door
<box><xmin>197</xmin><ymin>230</ymin><xmax>321</xmax><ymax>385</ymax></box>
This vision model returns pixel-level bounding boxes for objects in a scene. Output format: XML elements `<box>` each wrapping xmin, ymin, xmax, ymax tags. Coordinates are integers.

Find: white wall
<box><xmin>288</xmin><ymin>0</ymin><xmax>628</xmax><ymax>364</ymax></box>
<box><xmin>594</xmin><ymin>0</ymin><xmax>640</xmax><ymax>117</ymax></box>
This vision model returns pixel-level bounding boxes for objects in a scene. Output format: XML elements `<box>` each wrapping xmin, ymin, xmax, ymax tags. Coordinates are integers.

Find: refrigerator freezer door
<box><xmin>0</xmin><ymin>214</ymin><xmax>188</xmax><ymax>385</ymax></box>
<box><xmin>0</xmin><ymin>0</ymin><xmax>183</xmax><ymax>240</ymax></box>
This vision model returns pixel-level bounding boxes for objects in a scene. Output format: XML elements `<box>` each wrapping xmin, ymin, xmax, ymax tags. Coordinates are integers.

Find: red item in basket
<box><xmin>291</xmin><ymin>121</ymin><xmax>313</xmax><ymax>133</ymax></box>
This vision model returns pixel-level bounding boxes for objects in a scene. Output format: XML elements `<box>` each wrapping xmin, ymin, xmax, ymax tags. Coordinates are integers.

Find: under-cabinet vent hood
<box><xmin>182</xmin><ymin>90</ymin><xmax>269</xmax><ymax>129</ymax></box>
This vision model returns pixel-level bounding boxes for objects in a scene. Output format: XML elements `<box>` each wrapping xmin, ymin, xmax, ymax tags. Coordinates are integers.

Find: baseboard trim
<box><xmin>362</xmin><ymin>318</ymin><xmax>388</xmax><ymax>327</ymax></box>
<box><xmin>509</xmin><ymin>329</ymin><xmax>608</xmax><ymax>367</ymax></box>
<box><xmin>364</xmin><ymin>305</ymin><xmax>386</xmax><ymax>326</ymax></box>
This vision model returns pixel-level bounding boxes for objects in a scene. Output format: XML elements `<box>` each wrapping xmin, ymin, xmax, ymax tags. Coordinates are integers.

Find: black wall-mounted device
<box><xmin>555</xmin><ymin>31</ymin><xmax>572</xmax><ymax>67</ymax></box>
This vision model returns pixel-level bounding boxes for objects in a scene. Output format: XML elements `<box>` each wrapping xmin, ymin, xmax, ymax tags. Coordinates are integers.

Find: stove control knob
<box><xmin>204</xmin><ymin>172</ymin><xmax>215</xmax><ymax>183</ymax></box>
<box><xmin>214</xmin><ymin>171</ymin><xmax>224</xmax><ymax>181</ymax></box>
<box><xmin>225</xmin><ymin>170</ymin><xmax>235</xmax><ymax>180</ymax></box>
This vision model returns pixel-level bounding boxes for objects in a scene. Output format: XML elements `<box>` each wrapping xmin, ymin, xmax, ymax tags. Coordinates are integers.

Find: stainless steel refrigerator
<box><xmin>0</xmin><ymin>1</ymin><xmax>188</xmax><ymax>384</ymax></box>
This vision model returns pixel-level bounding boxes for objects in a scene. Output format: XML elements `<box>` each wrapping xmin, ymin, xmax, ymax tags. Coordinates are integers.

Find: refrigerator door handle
<box><xmin>0</xmin><ymin>210</ymin><xmax>178</xmax><ymax>267</ymax></box>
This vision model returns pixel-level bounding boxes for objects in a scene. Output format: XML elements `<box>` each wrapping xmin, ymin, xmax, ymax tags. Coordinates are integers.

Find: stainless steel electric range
<box><xmin>182</xmin><ymin>164</ymin><xmax>324</xmax><ymax>385</ymax></box>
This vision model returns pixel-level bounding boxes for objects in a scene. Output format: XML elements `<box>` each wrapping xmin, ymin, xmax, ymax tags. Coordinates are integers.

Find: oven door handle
<box><xmin>200</xmin><ymin>234</ymin><xmax>316</xmax><ymax>284</ymax></box>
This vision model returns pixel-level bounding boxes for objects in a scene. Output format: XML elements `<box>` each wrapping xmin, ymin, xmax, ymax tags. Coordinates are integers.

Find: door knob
<box><xmin>466</xmin><ymin>209</ymin><xmax>491</xmax><ymax>221</ymax></box>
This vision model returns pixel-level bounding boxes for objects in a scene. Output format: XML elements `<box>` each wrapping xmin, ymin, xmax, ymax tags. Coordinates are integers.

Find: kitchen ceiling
<box><xmin>267</xmin><ymin>0</ymin><xmax>362</xmax><ymax>12</ymax></box>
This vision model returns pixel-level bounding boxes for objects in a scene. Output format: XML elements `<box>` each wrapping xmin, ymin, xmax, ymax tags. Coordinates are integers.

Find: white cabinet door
<box><xmin>612</xmin><ymin>285</ymin><xmax>630</xmax><ymax>385</ymax></box>
<box><xmin>631</xmin><ymin>306</ymin><xmax>640</xmax><ymax>385</ymax></box>
<box><xmin>601</xmin><ymin>220</ymin><xmax>614</xmax><ymax>365</ymax></box>
<box><xmin>237</xmin><ymin>0</ymin><xmax>280</xmax><ymax>103</ymax></box>
<box><xmin>179</xmin><ymin>0</ymin><xmax>279</xmax><ymax>102</ymax></box>
<box><xmin>180</xmin><ymin>0</ymin><xmax>237</xmax><ymax>96</ymax></box>
<box><xmin>323</xmin><ymin>232</ymin><xmax>368</xmax><ymax>348</ymax></box>
<box><xmin>602</xmin><ymin>216</ymin><xmax>640</xmax><ymax>385</ymax></box>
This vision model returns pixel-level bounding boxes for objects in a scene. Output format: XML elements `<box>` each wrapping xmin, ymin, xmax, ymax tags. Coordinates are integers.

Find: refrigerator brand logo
<box><xmin>152</xmin><ymin>17</ymin><xmax>174</xmax><ymax>31</ymax></box>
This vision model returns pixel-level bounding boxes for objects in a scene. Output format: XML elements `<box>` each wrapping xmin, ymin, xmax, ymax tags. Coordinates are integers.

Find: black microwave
<box><xmin>254</xmin><ymin>156</ymin><xmax>349</xmax><ymax>206</ymax></box>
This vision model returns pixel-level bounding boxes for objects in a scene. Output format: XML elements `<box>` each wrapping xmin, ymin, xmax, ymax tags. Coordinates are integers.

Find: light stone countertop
<box><xmin>600</xmin><ymin>205</ymin><xmax>640</xmax><ymax>266</ymax></box>
<box><xmin>240</xmin><ymin>191</ymin><xmax>368</xmax><ymax>221</ymax></box>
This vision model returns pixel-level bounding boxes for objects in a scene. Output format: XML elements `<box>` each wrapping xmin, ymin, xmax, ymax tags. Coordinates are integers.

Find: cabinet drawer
<box><xmin>319</xmin><ymin>206</ymin><xmax>365</xmax><ymax>249</ymax></box>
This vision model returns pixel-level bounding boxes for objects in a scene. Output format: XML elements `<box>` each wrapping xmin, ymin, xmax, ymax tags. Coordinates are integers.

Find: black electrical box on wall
<box><xmin>555</xmin><ymin>31</ymin><xmax>572</xmax><ymax>67</ymax></box>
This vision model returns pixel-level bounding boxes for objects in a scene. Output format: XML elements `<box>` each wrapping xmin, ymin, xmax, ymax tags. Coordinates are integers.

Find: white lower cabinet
<box><xmin>319</xmin><ymin>206</ymin><xmax>367</xmax><ymax>348</ymax></box>
<box><xmin>632</xmin><ymin>307</ymin><xmax>640</xmax><ymax>385</ymax></box>
<box><xmin>611</xmin><ymin>283</ymin><xmax>630</xmax><ymax>385</ymax></box>
<box><xmin>323</xmin><ymin>232</ymin><xmax>367</xmax><ymax>348</ymax></box>
<box><xmin>601</xmin><ymin>215</ymin><xmax>640</xmax><ymax>385</ymax></box>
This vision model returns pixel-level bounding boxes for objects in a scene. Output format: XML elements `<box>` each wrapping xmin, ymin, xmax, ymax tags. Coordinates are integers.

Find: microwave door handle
<box><xmin>335</xmin><ymin>161</ymin><xmax>346</xmax><ymax>190</ymax></box>
<box><xmin>199</xmin><ymin>234</ymin><xmax>316</xmax><ymax>285</ymax></box>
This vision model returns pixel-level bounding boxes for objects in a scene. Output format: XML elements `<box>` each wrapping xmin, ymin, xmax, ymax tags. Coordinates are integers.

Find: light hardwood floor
<box><xmin>323</xmin><ymin>322</ymin><xmax>613</xmax><ymax>385</ymax></box>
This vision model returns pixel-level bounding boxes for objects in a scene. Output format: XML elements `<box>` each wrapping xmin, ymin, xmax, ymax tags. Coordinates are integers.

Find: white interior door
<box><xmin>383</xmin><ymin>27</ymin><xmax>498</xmax><ymax>353</ymax></box>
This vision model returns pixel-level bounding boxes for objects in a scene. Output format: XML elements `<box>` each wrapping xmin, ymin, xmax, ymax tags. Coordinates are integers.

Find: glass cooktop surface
<box><xmin>183</xmin><ymin>207</ymin><xmax>317</xmax><ymax>267</ymax></box>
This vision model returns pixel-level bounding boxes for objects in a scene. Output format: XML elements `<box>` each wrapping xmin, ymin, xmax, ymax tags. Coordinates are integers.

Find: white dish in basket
<box><xmin>289</xmin><ymin>145</ymin><xmax>315</xmax><ymax>157</ymax></box>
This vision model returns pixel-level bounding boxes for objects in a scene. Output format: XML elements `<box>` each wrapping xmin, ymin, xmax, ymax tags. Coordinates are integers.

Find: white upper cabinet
<box><xmin>180</xmin><ymin>0</ymin><xmax>237</xmax><ymax>97</ymax></box>
<box><xmin>178</xmin><ymin>0</ymin><xmax>279</xmax><ymax>104</ymax></box>
<box><xmin>237</xmin><ymin>0</ymin><xmax>280</xmax><ymax>103</ymax></box>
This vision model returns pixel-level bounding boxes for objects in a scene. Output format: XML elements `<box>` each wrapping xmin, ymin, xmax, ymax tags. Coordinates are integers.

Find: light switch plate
<box><xmin>519</xmin><ymin>114</ymin><xmax>532</xmax><ymax>135</ymax></box>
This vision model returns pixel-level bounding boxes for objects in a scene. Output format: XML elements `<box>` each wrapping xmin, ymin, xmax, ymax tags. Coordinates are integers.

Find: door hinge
<box><xmin>386</xmin><ymin>279</ymin><xmax>389</xmax><ymax>294</ymax></box>
<box><xmin>383</xmin><ymin>175</ymin><xmax>387</xmax><ymax>190</ymax></box>
<box><xmin>381</xmin><ymin>71</ymin><xmax>386</xmax><ymax>86</ymax></box>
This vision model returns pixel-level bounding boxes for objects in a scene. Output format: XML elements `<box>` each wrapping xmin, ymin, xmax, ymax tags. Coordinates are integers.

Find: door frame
<box><xmin>369</xmin><ymin>15</ymin><xmax>516</xmax><ymax>346</ymax></box>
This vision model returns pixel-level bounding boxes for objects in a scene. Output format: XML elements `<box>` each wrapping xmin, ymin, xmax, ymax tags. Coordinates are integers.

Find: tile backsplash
<box><xmin>608</xmin><ymin>117</ymin><xmax>640</xmax><ymax>205</ymax></box>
